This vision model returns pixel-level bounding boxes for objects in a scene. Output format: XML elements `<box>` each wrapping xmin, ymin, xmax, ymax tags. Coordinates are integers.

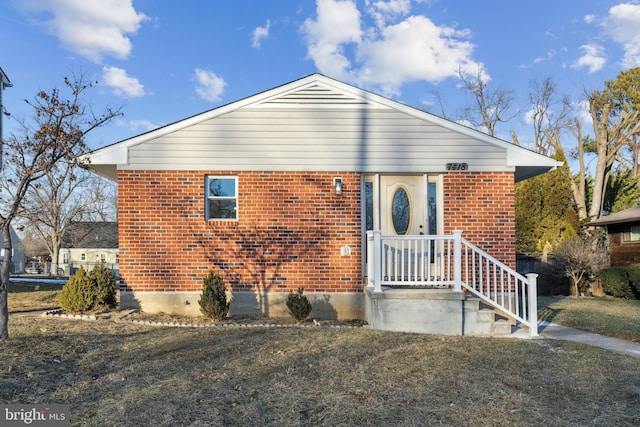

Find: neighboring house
<box><xmin>0</xmin><ymin>226</ymin><xmax>25</xmax><ymax>274</ymax></box>
<box><xmin>85</xmin><ymin>74</ymin><xmax>559</xmax><ymax>336</ymax></box>
<box><xmin>59</xmin><ymin>222</ymin><xmax>119</xmax><ymax>274</ymax></box>
<box><xmin>588</xmin><ymin>204</ymin><xmax>640</xmax><ymax>267</ymax></box>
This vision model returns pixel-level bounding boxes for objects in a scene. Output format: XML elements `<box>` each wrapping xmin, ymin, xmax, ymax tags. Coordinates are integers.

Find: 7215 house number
<box><xmin>445</xmin><ymin>162</ymin><xmax>468</xmax><ymax>171</ymax></box>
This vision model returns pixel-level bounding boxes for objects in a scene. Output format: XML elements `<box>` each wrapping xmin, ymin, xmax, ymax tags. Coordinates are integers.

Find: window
<box><xmin>62</xmin><ymin>252</ymin><xmax>69</xmax><ymax>264</ymax></box>
<box><xmin>391</xmin><ymin>186</ymin><xmax>411</xmax><ymax>235</ymax></box>
<box><xmin>81</xmin><ymin>253</ymin><xmax>86</xmax><ymax>261</ymax></box>
<box><xmin>206</xmin><ymin>176</ymin><xmax>238</xmax><ymax>220</ymax></box>
<box><xmin>623</xmin><ymin>225</ymin><xmax>640</xmax><ymax>242</ymax></box>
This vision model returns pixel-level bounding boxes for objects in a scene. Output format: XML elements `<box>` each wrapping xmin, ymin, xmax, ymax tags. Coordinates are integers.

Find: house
<box><xmin>58</xmin><ymin>222</ymin><xmax>119</xmax><ymax>275</ymax></box>
<box><xmin>84</xmin><ymin>74</ymin><xmax>559</xmax><ymax>336</ymax></box>
<box><xmin>588</xmin><ymin>204</ymin><xmax>640</xmax><ymax>267</ymax></box>
<box><xmin>0</xmin><ymin>226</ymin><xmax>26</xmax><ymax>274</ymax></box>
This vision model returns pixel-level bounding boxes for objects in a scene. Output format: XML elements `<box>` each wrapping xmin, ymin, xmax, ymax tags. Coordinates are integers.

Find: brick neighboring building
<box><xmin>85</xmin><ymin>74</ymin><xmax>559</xmax><ymax>326</ymax></box>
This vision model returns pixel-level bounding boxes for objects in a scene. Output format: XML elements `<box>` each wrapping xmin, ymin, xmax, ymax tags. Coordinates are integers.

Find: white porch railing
<box><xmin>366</xmin><ymin>230</ymin><xmax>538</xmax><ymax>336</ymax></box>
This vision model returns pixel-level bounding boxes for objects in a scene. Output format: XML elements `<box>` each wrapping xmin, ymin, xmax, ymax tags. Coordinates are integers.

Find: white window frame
<box><xmin>205</xmin><ymin>175</ymin><xmax>238</xmax><ymax>221</ymax></box>
<box><xmin>623</xmin><ymin>225</ymin><xmax>640</xmax><ymax>242</ymax></box>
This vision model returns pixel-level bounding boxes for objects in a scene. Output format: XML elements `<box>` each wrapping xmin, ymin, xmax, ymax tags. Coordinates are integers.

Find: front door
<box><xmin>364</xmin><ymin>174</ymin><xmax>442</xmax><ymax>282</ymax></box>
<box><xmin>380</xmin><ymin>176</ymin><xmax>425</xmax><ymax>236</ymax></box>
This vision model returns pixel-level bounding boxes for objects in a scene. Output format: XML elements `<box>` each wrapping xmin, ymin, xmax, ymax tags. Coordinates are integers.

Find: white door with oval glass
<box><xmin>366</xmin><ymin>175</ymin><xmax>442</xmax><ymax>283</ymax></box>
<box><xmin>380</xmin><ymin>176</ymin><xmax>425</xmax><ymax>236</ymax></box>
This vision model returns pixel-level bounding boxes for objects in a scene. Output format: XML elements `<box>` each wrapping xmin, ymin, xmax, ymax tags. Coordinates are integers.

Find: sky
<box><xmin>1</xmin><ymin>0</ymin><xmax>640</xmax><ymax>152</ymax></box>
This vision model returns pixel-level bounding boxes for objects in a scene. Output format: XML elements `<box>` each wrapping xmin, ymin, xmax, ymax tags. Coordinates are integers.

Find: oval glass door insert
<box><xmin>391</xmin><ymin>187</ymin><xmax>411</xmax><ymax>235</ymax></box>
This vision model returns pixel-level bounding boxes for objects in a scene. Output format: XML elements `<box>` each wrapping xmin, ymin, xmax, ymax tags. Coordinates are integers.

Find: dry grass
<box><xmin>7</xmin><ymin>281</ymin><xmax>63</xmax><ymax>313</ymax></box>
<box><xmin>1</xmin><ymin>315</ymin><xmax>640</xmax><ymax>426</ymax></box>
<box><xmin>538</xmin><ymin>296</ymin><xmax>640</xmax><ymax>343</ymax></box>
<box><xmin>3</xmin><ymin>285</ymin><xmax>640</xmax><ymax>425</ymax></box>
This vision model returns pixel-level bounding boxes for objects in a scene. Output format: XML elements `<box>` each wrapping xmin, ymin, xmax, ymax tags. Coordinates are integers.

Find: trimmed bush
<box><xmin>199</xmin><ymin>269</ymin><xmax>230</xmax><ymax>320</ymax></box>
<box><xmin>599</xmin><ymin>265</ymin><xmax>640</xmax><ymax>299</ymax></box>
<box><xmin>90</xmin><ymin>262</ymin><xmax>119</xmax><ymax>309</ymax></box>
<box><xmin>58</xmin><ymin>267</ymin><xmax>96</xmax><ymax>313</ymax></box>
<box><xmin>286</xmin><ymin>287</ymin><xmax>312</xmax><ymax>322</ymax></box>
<box><xmin>58</xmin><ymin>263</ymin><xmax>119</xmax><ymax>313</ymax></box>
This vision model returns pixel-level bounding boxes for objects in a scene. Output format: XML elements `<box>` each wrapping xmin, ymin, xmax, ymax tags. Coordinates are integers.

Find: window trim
<box><xmin>205</xmin><ymin>175</ymin><xmax>238</xmax><ymax>221</ymax></box>
<box><xmin>623</xmin><ymin>225</ymin><xmax>640</xmax><ymax>243</ymax></box>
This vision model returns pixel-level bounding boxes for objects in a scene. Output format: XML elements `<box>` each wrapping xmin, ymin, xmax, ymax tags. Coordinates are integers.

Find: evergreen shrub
<box><xmin>58</xmin><ymin>267</ymin><xmax>96</xmax><ymax>313</ymax></box>
<box><xmin>599</xmin><ymin>265</ymin><xmax>640</xmax><ymax>299</ymax></box>
<box><xmin>90</xmin><ymin>262</ymin><xmax>119</xmax><ymax>309</ymax></box>
<box><xmin>199</xmin><ymin>269</ymin><xmax>230</xmax><ymax>320</ymax></box>
<box><xmin>286</xmin><ymin>287</ymin><xmax>312</xmax><ymax>322</ymax></box>
<box><xmin>58</xmin><ymin>263</ymin><xmax>120</xmax><ymax>313</ymax></box>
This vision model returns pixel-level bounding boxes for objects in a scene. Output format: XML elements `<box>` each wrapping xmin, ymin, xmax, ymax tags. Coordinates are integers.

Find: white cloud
<box><xmin>302</xmin><ymin>0</ymin><xmax>362</xmax><ymax>80</ymax></box>
<box><xmin>573</xmin><ymin>99</ymin><xmax>593</xmax><ymax>129</ymax></box>
<box><xmin>102</xmin><ymin>66</ymin><xmax>145</xmax><ymax>98</ymax></box>
<box><xmin>116</xmin><ymin>118</ymin><xmax>159</xmax><ymax>132</ymax></box>
<box><xmin>252</xmin><ymin>20</ymin><xmax>271</xmax><ymax>49</ymax></box>
<box><xmin>358</xmin><ymin>16</ymin><xmax>479</xmax><ymax>95</ymax></box>
<box><xmin>366</xmin><ymin>0</ymin><xmax>411</xmax><ymax>27</ymax></box>
<box><xmin>571</xmin><ymin>44</ymin><xmax>606</xmax><ymax>73</ymax></box>
<box><xmin>18</xmin><ymin>0</ymin><xmax>148</xmax><ymax>63</ymax></box>
<box><xmin>602</xmin><ymin>2</ymin><xmax>640</xmax><ymax>68</ymax></box>
<box><xmin>194</xmin><ymin>69</ymin><xmax>226</xmax><ymax>102</ymax></box>
<box><xmin>584</xmin><ymin>14</ymin><xmax>596</xmax><ymax>24</ymax></box>
<box><xmin>533</xmin><ymin>50</ymin><xmax>556</xmax><ymax>64</ymax></box>
<box><xmin>301</xmin><ymin>0</ymin><xmax>480</xmax><ymax>96</ymax></box>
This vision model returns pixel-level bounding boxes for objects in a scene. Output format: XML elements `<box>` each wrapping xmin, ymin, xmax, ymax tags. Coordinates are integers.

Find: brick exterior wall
<box><xmin>118</xmin><ymin>170</ymin><xmax>517</xmax><ymax>294</ymax></box>
<box><xmin>118</xmin><ymin>170</ymin><xmax>362</xmax><ymax>293</ymax></box>
<box><xmin>443</xmin><ymin>172</ymin><xmax>516</xmax><ymax>269</ymax></box>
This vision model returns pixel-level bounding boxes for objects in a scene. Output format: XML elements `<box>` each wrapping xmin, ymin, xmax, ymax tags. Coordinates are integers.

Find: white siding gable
<box><xmin>86</xmin><ymin>74</ymin><xmax>560</xmax><ymax>180</ymax></box>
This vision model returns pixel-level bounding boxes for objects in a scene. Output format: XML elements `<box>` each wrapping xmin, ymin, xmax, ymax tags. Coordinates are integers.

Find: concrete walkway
<box><xmin>538</xmin><ymin>321</ymin><xmax>640</xmax><ymax>358</ymax></box>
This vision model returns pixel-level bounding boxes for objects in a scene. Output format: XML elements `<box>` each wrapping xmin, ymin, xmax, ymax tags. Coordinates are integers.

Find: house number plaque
<box><xmin>445</xmin><ymin>162</ymin><xmax>468</xmax><ymax>171</ymax></box>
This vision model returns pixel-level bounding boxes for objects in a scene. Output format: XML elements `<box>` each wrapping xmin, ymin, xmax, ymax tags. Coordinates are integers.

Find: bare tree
<box><xmin>586</xmin><ymin>92</ymin><xmax>640</xmax><ymax>220</ymax></box>
<box><xmin>545</xmin><ymin>93</ymin><xmax>640</xmax><ymax>222</ymax></box>
<box><xmin>0</xmin><ymin>76</ymin><xmax>121</xmax><ymax>340</ymax></box>
<box><xmin>14</xmin><ymin>164</ymin><xmax>115</xmax><ymax>276</ymax></box>
<box><xmin>527</xmin><ymin>77</ymin><xmax>573</xmax><ymax>155</ymax></box>
<box><xmin>553</xmin><ymin>233</ymin><xmax>608</xmax><ymax>296</ymax></box>
<box><xmin>457</xmin><ymin>65</ymin><xmax>517</xmax><ymax>137</ymax></box>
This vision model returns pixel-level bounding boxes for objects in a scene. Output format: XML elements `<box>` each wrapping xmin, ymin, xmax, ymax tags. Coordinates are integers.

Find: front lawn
<box><xmin>1</xmin><ymin>316</ymin><xmax>639</xmax><ymax>426</ymax></box>
<box><xmin>7</xmin><ymin>281</ymin><xmax>64</xmax><ymax>313</ymax></box>
<box><xmin>538</xmin><ymin>296</ymin><xmax>640</xmax><ymax>343</ymax></box>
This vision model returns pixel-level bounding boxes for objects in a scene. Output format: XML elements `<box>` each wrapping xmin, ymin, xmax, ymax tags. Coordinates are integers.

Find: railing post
<box><xmin>366</xmin><ymin>231</ymin><xmax>374</xmax><ymax>289</ymax></box>
<box><xmin>452</xmin><ymin>230</ymin><xmax>462</xmax><ymax>292</ymax></box>
<box><xmin>370</xmin><ymin>230</ymin><xmax>382</xmax><ymax>293</ymax></box>
<box><xmin>526</xmin><ymin>273</ymin><xmax>539</xmax><ymax>337</ymax></box>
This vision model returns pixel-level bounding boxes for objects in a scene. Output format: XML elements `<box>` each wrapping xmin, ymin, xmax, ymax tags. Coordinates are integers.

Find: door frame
<box><xmin>362</xmin><ymin>173</ymin><xmax>444</xmax><ymax>275</ymax></box>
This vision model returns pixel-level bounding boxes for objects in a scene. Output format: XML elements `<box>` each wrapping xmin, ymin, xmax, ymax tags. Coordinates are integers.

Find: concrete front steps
<box><xmin>364</xmin><ymin>287</ymin><xmax>528</xmax><ymax>337</ymax></box>
<box><xmin>464</xmin><ymin>296</ymin><xmax>516</xmax><ymax>336</ymax></box>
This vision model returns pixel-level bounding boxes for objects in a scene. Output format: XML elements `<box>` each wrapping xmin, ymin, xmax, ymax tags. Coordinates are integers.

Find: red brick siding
<box><xmin>118</xmin><ymin>171</ymin><xmax>362</xmax><ymax>293</ymax></box>
<box><xmin>443</xmin><ymin>172</ymin><xmax>516</xmax><ymax>268</ymax></box>
<box><xmin>118</xmin><ymin>170</ymin><xmax>517</xmax><ymax>293</ymax></box>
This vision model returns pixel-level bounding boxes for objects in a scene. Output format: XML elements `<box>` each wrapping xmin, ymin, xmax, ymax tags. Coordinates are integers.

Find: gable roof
<box><xmin>85</xmin><ymin>74</ymin><xmax>560</xmax><ymax>182</ymax></box>
<box><xmin>588</xmin><ymin>204</ymin><xmax>640</xmax><ymax>226</ymax></box>
<box><xmin>0</xmin><ymin>67</ymin><xmax>10</xmax><ymax>88</ymax></box>
<box><xmin>62</xmin><ymin>222</ymin><xmax>118</xmax><ymax>249</ymax></box>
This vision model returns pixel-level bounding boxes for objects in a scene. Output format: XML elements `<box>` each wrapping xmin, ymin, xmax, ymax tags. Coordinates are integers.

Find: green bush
<box><xmin>599</xmin><ymin>265</ymin><xmax>640</xmax><ymax>299</ymax></box>
<box><xmin>58</xmin><ymin>267</ymin><xmax>96</xmax><ymax>313</ymax></box>
<box><xmin>90</xmin><ymin>262</ymin><xmax>119</xmax><ymax>309</ymax></box>
<box><xmin>286</xmin><ymin>287</ymin><xmax>312</xmax><ymax>322</ymax></box>
<box><xmin>199</xmin><ymin>269</ymin><xmax>230</xmax><ymax>320</ymax></box>
<box><xmin>58</xmin><ymin>264</ymin><xmax>119</xmax><ymax>313</ymax></box>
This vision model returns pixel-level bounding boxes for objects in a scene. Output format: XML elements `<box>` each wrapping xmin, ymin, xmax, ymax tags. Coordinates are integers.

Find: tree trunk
<box><xmin>51</xmin><ymin>244</ymin><xmax>60</xmax><ymax>276</ymax></box>
<box><xmin>0</xmin><ymin>222</ymin><xmax>12</xmax><ymax>340</ymax></box>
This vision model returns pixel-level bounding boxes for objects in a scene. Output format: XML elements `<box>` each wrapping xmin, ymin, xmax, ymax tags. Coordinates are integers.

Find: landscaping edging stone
<box><xmin>41</xmin><ymin>309</ymin><xmax>359</xmax><ymax>329</ymax></box>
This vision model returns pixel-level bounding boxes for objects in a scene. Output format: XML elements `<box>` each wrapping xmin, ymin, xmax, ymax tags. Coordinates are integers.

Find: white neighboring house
<box><xmin>58</xmin><ymin>222</ymin><xmax>119</xmax><ymax>275</ymax></box>
<box><xmin>0</xmin><ymin>226</ymin><xmax>26</xmax><ymax>274</ymax></box>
